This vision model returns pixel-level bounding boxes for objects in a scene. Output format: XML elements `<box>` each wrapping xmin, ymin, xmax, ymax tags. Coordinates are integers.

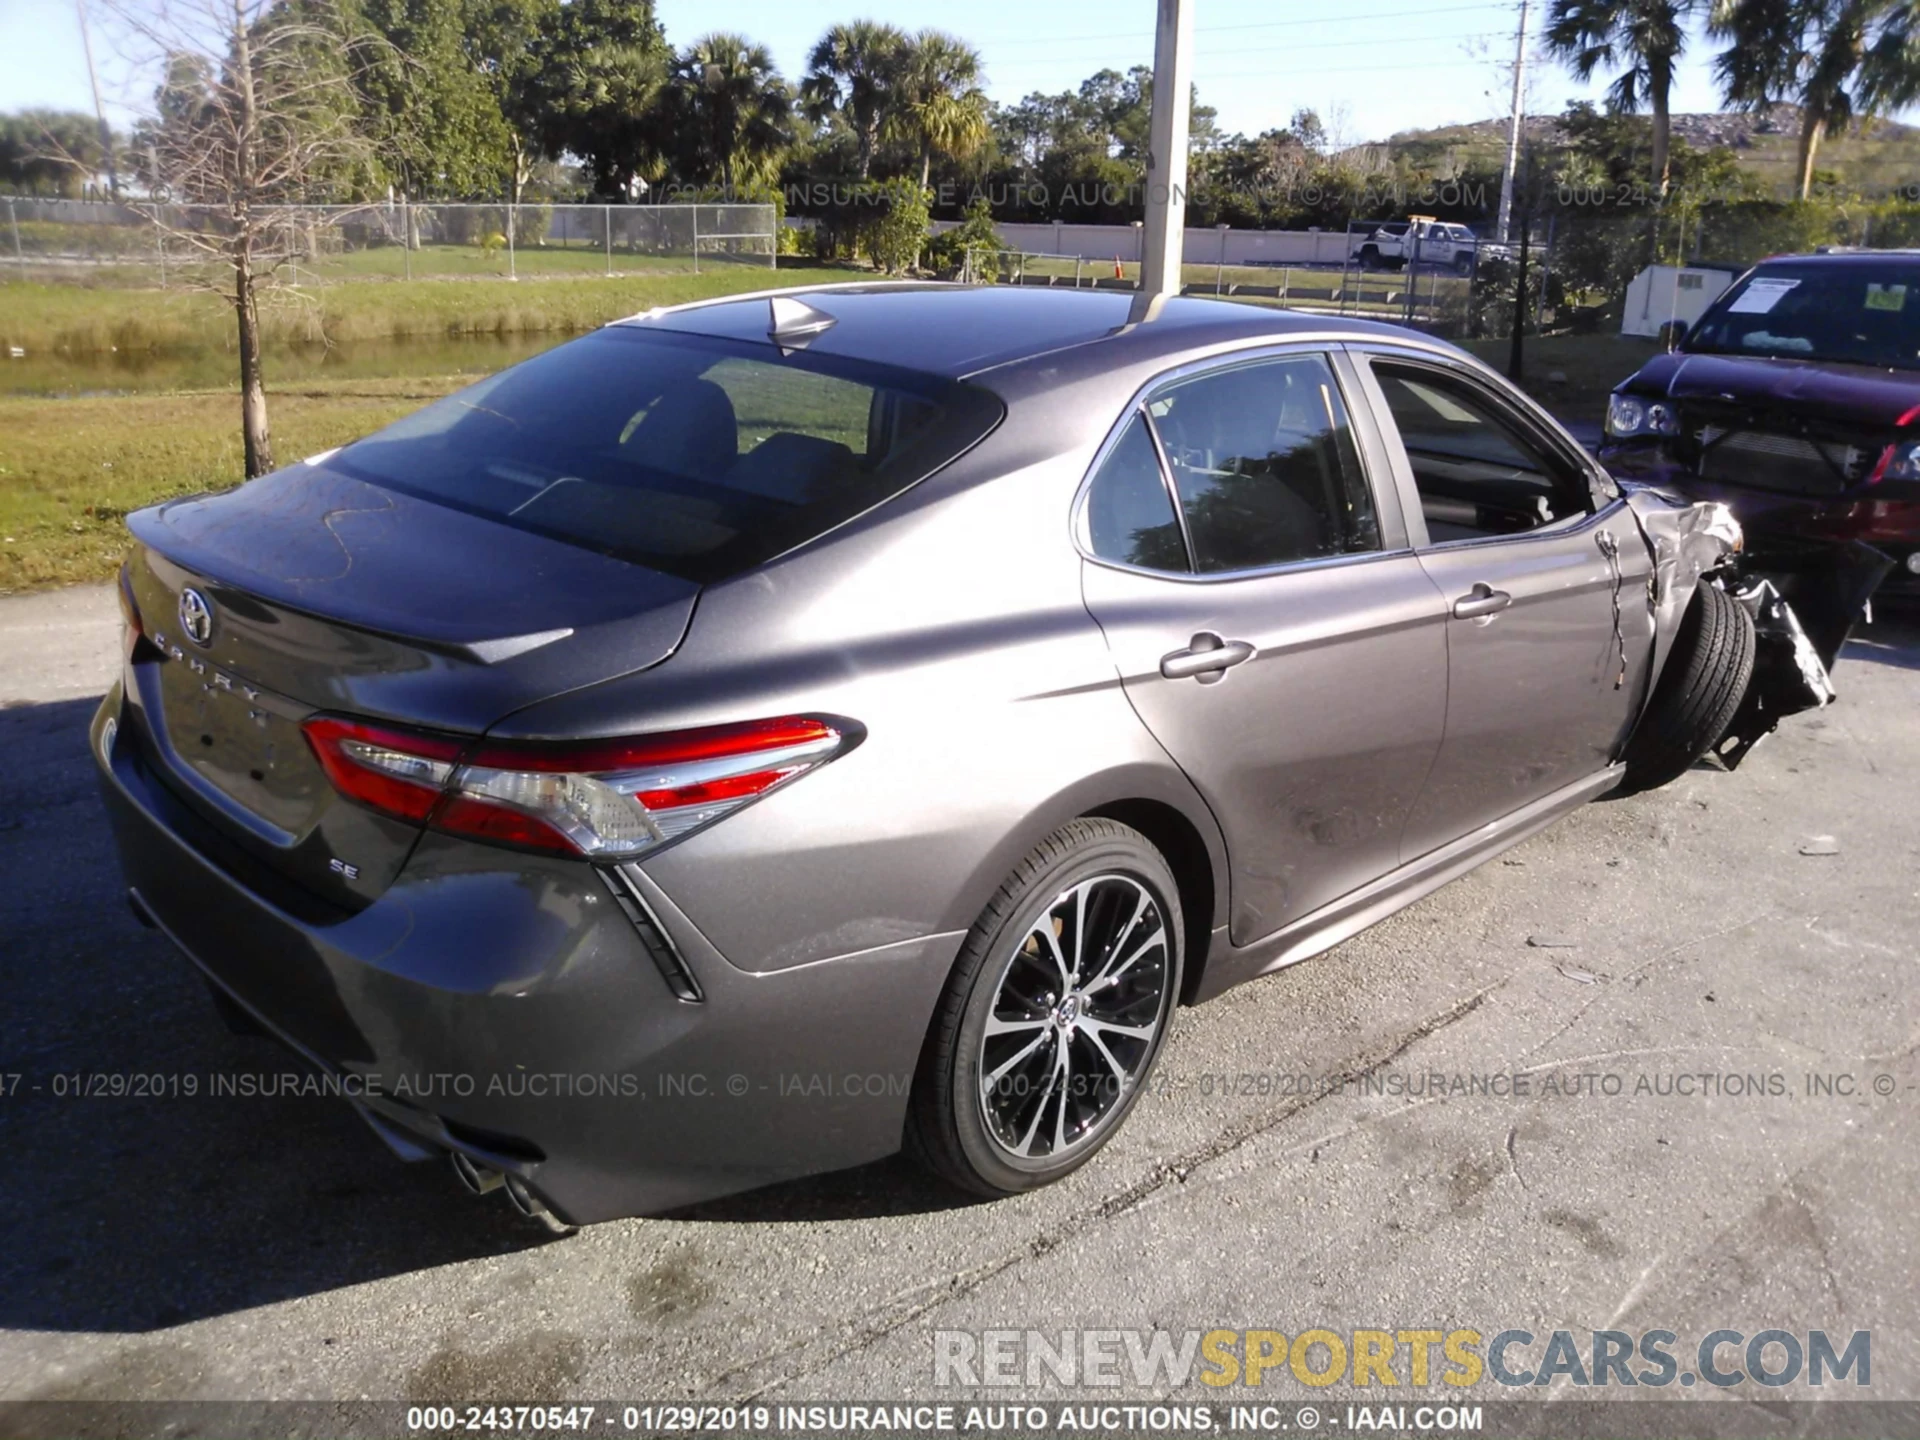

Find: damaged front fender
<box><xmin>1619</xmin><ymin>481</ymin><xmax>1744</xmax><ymax>692</ymax></box>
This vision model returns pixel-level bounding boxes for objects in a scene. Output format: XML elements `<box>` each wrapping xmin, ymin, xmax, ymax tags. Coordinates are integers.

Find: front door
<box><xmin>1351</xmin><ymin>353</ymin><xmax>1656</xmax><ymax>859</ymax></box>
<box><xmin>1078</xmin><ymin>348</ymin><xmax>1448</xmax><ymax>945</ymax></box>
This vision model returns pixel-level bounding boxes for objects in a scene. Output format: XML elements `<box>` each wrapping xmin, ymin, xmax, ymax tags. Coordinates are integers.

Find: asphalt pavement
<box><xmin>2</xmin><ymin>582</ymin><xmax>1916</xmax><ymax>1414</ymax></box>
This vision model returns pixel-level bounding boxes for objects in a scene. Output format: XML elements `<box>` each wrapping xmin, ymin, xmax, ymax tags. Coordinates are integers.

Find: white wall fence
<box><xmin>931</xmin><ymin>219</ymin><xmax>1358</xmax><ymax>268</ymax></box>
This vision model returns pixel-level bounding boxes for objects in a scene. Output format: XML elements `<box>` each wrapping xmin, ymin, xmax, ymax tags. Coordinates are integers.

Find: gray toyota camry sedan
<box><xmin>95</xmin><ymin>283</ymin><xmax>1840</xmax><ymax>1225</ymax></box>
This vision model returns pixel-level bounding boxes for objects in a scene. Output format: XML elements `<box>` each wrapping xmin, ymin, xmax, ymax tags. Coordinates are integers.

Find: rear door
<box><xmin>1078</xmin><ymin>347</ymin><xmax>1449</xmax><ymax>945</ymax></box>
<box><xmin>1348</xmin><ymin>348</ymin><xmax>1655</xmax><ymax>859</ymax></box>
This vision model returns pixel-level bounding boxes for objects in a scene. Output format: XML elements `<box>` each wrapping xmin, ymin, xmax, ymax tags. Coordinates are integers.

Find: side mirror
<box><xmin>1660</xmin><ymin>319</ymin><xmax>1689</xmax><ymax>351</ymax></box>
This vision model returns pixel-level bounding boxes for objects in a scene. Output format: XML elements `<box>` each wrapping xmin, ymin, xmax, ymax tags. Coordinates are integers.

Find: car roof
<box><xmin>1756</xmin><ymin>250</ymin><xmax>1920</xmax><ymax>268</ymax></box>
<box><xmin>613</xmin><ymin>281</ymin><xmax>1439</xmax><ymax>382</ymax></box>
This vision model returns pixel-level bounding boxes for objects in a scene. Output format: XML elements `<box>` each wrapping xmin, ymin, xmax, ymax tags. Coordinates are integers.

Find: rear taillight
<box><xmin>304</xmin><ymin>716</ymin><xmax>464</xmax><ymax>824</ymax></box>
<box><xmin>301</xmin><ymin>713</ymin><xmax>846</xmax><ymax>858</ymax></box>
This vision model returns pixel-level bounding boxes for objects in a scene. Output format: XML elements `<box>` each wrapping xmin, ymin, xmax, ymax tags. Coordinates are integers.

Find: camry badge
<box><xmin>179</xmin><ymin>587</ymin><xmax>214</xmax><ymax>647</ymax></box>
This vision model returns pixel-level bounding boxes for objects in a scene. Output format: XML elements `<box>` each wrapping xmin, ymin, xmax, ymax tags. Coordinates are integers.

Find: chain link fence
<box><xmin>1</xmin><ymin>198</ymin><xmax>778</xmax><ymax>286</ymax></box>
<box><xmin>960</xmin><ymin>245</ymin><xmax>1470</xmax><ymax>333</ymax></box>
<box><xmin>960</xmin><ymin>226</ymin><xmax>1560</xmax><ymax>342</ymax></box>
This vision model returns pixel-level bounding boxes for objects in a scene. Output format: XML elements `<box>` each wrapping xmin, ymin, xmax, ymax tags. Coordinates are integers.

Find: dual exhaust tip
<box><xmin>450</xmin><ymin>1151</ymin><xmax>571</xmax><ymax>1232</ymax></box>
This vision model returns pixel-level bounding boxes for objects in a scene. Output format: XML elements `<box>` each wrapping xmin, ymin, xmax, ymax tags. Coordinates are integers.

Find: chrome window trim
<box><xmin>1081</xmin><ymin>538</ymin><xmax>1422</xmax><ymax>587</ymax></box>
<box><xmin>1071</xmin><ymin>339</ymin><xmax>1406</xmax><ymax>585</ymax></box>
<box><xmin>1410</xmin><ymin>494</ymin><xmax>1634</xmax><ymax>557</ymax></box>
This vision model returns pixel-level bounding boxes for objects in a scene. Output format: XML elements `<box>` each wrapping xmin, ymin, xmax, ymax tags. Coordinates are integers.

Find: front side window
<box><xmin>1148</xmin><ymin>353</ymin><xmax>1381</xmax><ymax>573</ymax></box>
<box><xmin>1371</xmin><ymin>363</ymin><xmax>1592</xmax><ymax>541</ymax></box>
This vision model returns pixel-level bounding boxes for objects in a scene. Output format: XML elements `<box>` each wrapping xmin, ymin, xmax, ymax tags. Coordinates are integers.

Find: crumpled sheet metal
<box><xmin>1713</xmin><ymin>577</ymin><xmax>1837</xmax><ymax>771</ymax></box>
<box><xmin>1619</xmin><ymin>482</ymin><xmax>1744</xmax><ymax>692</ymax></box>
<box><xmin>1617</xmin><ymin>481</ymin><xmax>1875</xmax><ymax>769</ymax></box>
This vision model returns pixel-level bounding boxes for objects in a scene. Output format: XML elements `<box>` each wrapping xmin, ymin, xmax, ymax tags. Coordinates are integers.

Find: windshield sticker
<box><xmin>1865</xmin><ymin>283</ymin><xmax>1908</xmax><ymax>312</ymax></box>
<box><xmin>1728</xmin><ymin>277</ymin><xmax>1801</xmax><ymax>314</ymax></box>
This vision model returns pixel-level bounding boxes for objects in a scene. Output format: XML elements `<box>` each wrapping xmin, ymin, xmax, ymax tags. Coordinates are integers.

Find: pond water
<box><xmin>1</xmin><ymin>331</ymin><xmax>568</xmax><ymax>397</ymax></box>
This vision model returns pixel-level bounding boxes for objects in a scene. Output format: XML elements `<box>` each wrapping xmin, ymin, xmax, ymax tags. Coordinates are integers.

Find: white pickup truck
<box><xmin>1355</xmin><ymin>218</ymin><xmax>1507</xmax><ymax>274</ymax></box>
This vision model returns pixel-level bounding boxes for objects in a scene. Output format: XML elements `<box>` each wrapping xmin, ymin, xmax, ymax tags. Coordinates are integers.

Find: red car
<box><xmin>1601</xmin><ymin>251</ymin><xmax>1917</xmax><ymax>610</ymax></box>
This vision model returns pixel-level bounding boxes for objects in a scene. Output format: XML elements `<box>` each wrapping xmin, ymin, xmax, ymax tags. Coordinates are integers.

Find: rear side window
<box><xmin>1085</xmin><ymin>413</ymin><xmax>1188</xmax><ymax>571</ymax></box>
<box><xmin>1150</xmin><ymin>353</ymin><xmax>1380</xmax><ymax>573</ymax></box>
<box><xmin>328</xmin><ymin>327</ymin><xmax>1002</xmax><ymax>584</ymax></box>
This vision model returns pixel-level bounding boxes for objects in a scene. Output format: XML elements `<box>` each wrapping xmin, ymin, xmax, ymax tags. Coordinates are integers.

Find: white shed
<box><xmin>1621</xmin><ymin>263</ymin><xmax>1741</xmax><ymax>338</ymax></box>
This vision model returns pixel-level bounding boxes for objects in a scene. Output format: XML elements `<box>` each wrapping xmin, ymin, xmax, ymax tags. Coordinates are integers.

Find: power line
<box><xmin>1190</xmin><ymin>55</ymin><xmax>1523</xmax><ymax>80</ymax></box>
<box><xmin>987</xmin><ymin>29</ymin><xmax>1507</xmax><ymax>70</ymax></box>
<box><xmin>1202</xmin><ymin>0</ymin><xmax>1516</xmax><ymax>34</ymax></box>
<box><xmin>974</xmin><ymin>1</ymin><xmax>1516</xmax><ymax>48</ymax></box>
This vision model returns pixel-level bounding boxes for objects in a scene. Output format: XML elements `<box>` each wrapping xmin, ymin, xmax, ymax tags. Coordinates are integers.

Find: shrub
<box><xmin>924</xmin><ymin>197</ymin><xmax>1004</xmax><ymax>280</ymax></box>
<box><xmin>862</xmin><ymin>179</ymin><xmax>930</xmax><ymax>275</ymax></box>
<box><xmin>1696</xmin><ymin>201</ymin><xmax>1843</xmax><ymax>267</ymax></box>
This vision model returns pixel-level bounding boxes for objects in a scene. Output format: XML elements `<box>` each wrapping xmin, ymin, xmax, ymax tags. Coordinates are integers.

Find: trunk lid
<box><xmin>123</xmin><ymin>462</ymin><xmax>698</xmax><ymax>907</ymax></box>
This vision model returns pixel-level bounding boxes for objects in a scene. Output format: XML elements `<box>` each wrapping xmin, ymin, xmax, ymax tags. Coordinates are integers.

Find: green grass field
<box><xmin>0</xmin><ymin>261</ymin><xmax>835</xmax><ymax>355</ymax></box>
<box><xmin>1463</xmin><ymin>333</ymin><xmax>1661</xmax><ymax>423</ymax></box>
<box><xmin>0</xmin><ymin>259</ymin><xmax>866</xmax><ymax>591</ymax></box>
<box><xmin>0</xmin><ymin>375</ymin><xmax>470</xmax><ymax>593</ymax></box>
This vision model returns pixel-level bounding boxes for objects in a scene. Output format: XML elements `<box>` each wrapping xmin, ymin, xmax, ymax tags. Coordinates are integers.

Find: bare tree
<box><xmin>106</xmin><ymin>0</ymin><xmax>376</xmax><ymax>476</ymax></box>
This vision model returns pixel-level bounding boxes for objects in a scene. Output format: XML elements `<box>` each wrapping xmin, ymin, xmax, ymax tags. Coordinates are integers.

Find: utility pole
<box><xmin>75</xmin><ymin>0</ymin><xmax>119</xmax><ymax>199</ymax></box>
<box><xmin>1495</xmin><ymin>0</ymin><xmax>1530</xmax><ymax>244</ymax></box>
<box><xmin>1508</xmin><ymin>145</ymin><xmax>1533</xmax><ymax>385</ymax></box>
<box><xmin>1140</xmin><ymin>0</ymin><xmax>1195</xmax><ymax>299</ymax></box>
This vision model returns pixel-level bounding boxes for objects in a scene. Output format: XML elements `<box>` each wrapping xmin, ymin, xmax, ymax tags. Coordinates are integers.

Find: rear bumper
<box><xmin>92</xmin><ymin>683</ymin><xmax>961</xmax><ymax>1224</ymax></box>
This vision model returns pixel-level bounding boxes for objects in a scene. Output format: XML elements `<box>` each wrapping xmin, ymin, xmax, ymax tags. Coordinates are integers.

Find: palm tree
<box><xmin>1544</xmin><ymin>0</ymin><xmax>1697</xmax><ymax>196</ymax></box>
<box><xmin>1712</xmin><ymin>0</ymin><xmax>1916</xmax><ymax>200</ymax></box>
<box><xmin>891</xmin><ymin>29</ymin><xmax>991</xmax><ymax>189</ymax></box>
<box><xmin>801</xmin><ymin>20</ymin><xmax>909</xmax><ymax>179</ymax></box>
<box><xmin>677</xmin><ymin>33</ymin><xmax>792</xmax><ymax>194</ymax></box>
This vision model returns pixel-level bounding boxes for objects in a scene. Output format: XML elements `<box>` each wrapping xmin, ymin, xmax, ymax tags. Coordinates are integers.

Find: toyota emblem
<box><xmin>178</xmin><ymin>587</ymin><xmax>214</xmax><ymax>647</ymax></box>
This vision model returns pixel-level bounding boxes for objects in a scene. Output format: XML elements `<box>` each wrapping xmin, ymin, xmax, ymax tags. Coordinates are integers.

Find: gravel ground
<box><xmin>1</xmin><ymin>583</ymin><xmax>1915</xmax><ymax>1417</ymax></box>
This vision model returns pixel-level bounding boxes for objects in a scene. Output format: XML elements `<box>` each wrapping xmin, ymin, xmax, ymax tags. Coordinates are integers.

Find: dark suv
<box><xmin>1601</xmin><ymin>251</ymin><xmax>1920</xmax><ymax>599</ymax></box>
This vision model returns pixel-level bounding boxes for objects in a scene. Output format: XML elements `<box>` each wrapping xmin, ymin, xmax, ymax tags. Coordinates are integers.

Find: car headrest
<box><xmin>625</xmin><ymin>378</ymin><xmax>739</xmax><ymax>478</ymax></box>
<box><xmin>724</xmin><ymin>431</ymin><xmax>857</xmax><ymax>504</ymax></box>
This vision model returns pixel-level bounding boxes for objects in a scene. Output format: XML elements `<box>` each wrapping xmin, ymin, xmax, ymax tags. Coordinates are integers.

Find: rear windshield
<box><xmin>328</xmin><ymin>326</ymin><xmax>1003</xmax><ymax>584</ymax></box>
<box><xmin>1687</xmin><ymin>262</ymin><xmax>1920</xmax><ymax>371</ymax></box>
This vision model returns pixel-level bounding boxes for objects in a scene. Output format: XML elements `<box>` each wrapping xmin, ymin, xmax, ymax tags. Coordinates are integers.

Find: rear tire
<box><xmin>908</xmin><ymin>819</ymin><xmax>1183</xmax><ymax>1197</ymax></box>
<box><xmin>1620</xmin><ymin>581</ymin><xmax>1756</xmax><ymax>792</ymax></box>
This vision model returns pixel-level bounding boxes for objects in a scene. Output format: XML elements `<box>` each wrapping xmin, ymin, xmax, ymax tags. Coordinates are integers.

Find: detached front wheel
<box><xmin>908</xmin><ymin>819</ymin><xmax>1183</xmax><ymax>1197</ymax></box>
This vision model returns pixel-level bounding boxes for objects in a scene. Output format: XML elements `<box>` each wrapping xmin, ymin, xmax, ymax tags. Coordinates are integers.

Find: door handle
<box><xmin>1160</xmin><ymin>632</ymin><xmax>1255</xmax><ymax>682</ymax></box>
<box><xmin>1451</xmin><ymin>583</ymin><xmax>1513</xmax><ymax>620</ymax></box>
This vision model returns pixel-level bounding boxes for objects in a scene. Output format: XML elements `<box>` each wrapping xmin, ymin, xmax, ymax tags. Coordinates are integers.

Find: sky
<box><xmin>0</xmin><ymin>0</ymin><xmax>1745</xmax><ymax>147</ymax></box>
